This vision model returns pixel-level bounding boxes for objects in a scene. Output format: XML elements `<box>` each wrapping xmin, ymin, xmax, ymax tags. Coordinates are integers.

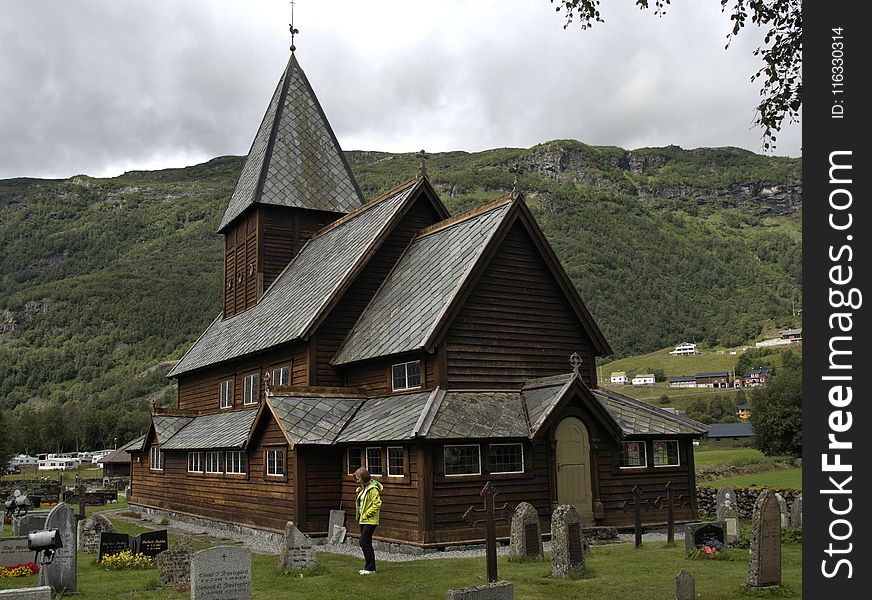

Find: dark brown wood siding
<box><xmin>344</xmin><ymin>354</ymin><xmax>437</xmax><ymax>395</ymax></box>
<box><xmin>261</xmin><ymin>206</ymin><xmax>340</xmax><ymax>293</ymax></box>
<box><xmin>339</xmin><ymin>444</ymin><xmax>421</xmax><ymax>543</ymax></box>
<box><xmin>313</xmin><ymin>194</ymin><xmax>444</xmax><ymax>386</ymax></box>
<box><xmin>445</xmin><ymin>222</ymin><xmax>595</xmax><ymax>388</ymax></box>
<box><xmin>176</xmin><ymin>343</ymin><xmax>308</xmax><ymax>414</ymax></box>
<box><xmin>297</xmin><ymin>446</ymin><xmax>343</xmax><ymax>534</ymax></box>
<box><xmin>129</xmin><ymin>416</ymin><xmax>293</xmax><ymax>532</ymax></box>
<box><xmin>223</xmin><ymin>211</ymin><xmax>259</xmax><ymax>319</ymax></box>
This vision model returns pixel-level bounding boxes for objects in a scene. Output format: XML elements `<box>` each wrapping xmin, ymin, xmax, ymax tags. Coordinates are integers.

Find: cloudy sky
<box><xmin>0</xmin><ymin>0</ymin><xmax>801</xmax><ymax>180</ymax></box>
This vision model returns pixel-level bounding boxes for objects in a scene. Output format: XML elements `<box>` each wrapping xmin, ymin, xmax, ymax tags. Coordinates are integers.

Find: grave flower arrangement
<box><xmin>0</xmin><ymin>562</ymin><xmax>39</xmax><ymax>578</ymax></box>
<box><xmin>99</xmin><ymin>550</ymin><xmax>154</xmax><ymax>570</ymax></box>
<box><xmin>688</xmin><ymin>537</ymin><xmax>727</xmax><ymax>560</ymax></box>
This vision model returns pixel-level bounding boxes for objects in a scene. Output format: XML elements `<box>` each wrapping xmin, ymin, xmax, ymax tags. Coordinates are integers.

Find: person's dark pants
<box><xmin>359</xmin><ymin>523</ymin><xmax>377</xmax><ymax>571</ymax></box>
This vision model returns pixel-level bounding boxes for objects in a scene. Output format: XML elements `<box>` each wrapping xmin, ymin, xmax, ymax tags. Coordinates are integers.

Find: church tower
<box><xmin>218</xmin><ymin>53</ymin><xmax>364</xmax><ymax>318</ymax></box>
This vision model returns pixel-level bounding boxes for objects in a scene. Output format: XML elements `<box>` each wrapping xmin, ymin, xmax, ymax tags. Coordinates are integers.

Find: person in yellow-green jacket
<box><xmin>353</xmin><ymin>467</ymin><xmax>383</xmax><ymax>574</ymax></box>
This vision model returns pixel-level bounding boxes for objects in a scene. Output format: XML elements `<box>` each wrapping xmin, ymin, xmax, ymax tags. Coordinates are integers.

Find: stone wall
<box><xmin>697</xmin><ymin>488</ymin><xmax>800</xmax><ymax>520</ymax></box>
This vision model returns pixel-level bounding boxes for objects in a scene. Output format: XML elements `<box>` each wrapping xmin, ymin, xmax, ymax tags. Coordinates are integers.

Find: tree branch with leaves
<box><xmin>550</xmin><ymin>0</ymin><xmax>801</xmax><ymax>152</ymax></box>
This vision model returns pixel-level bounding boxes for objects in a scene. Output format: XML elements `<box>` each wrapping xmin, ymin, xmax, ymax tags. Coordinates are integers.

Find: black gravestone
<box><xmin>99</xmin><ymin>532</ymin><xmax>133</xmax><ymax>562</ymax></box>
<box><xmin>136</xmin><ymin>530</ymin><xmax>168</xmax><ymax>558</ymax></box>
<box><xmin>567</xmin><ymin>523</ymin><xmax>583</xmax><ymax>564</ymax></box>
<box><xmin>693</xmin><ymin>523</ymin><xmax>726</xmax><ymax>548</ymax></box>
<box><xmin>524</xmin><ymin>523</ymin><xmax>541</xmax><ymax>558</ymax></box>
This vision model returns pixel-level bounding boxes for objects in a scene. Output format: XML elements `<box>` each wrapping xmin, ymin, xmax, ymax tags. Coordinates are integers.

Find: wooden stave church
<box><xmin>128</xmin><ymin>51</ymin><xmax>708</xmax><ymax>547</ymax></box>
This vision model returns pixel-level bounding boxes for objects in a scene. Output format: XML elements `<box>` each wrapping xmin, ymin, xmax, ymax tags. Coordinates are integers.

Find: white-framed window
<box><xmin>226</xmin><ymin>451</ymin><xmax>247</xmax><ymax>474</ymax></box>
<box><xmin>653</xmin><ymin>440</ymin><xmax>680</xmax><ymax>467</ymax></box>
<box><xmin>366</xmin><ymin>447</ymin><xmax>383</xmax><ymax>476</ymax></box>
<box><xmin>620</xmin><ymin>441</ymin><xmax>647</xmax><ymax>469</ymax></box>
<box><xmin>347</xmin><ymin>447</ymin><xmax>362</xmax><ymax>475</ymax></box>
<box><xmin>266</xmin><ymin>449</ymin><xmax>284</xmax><ymax>477</ymax></box>
<box><xmin>243</xmin><ymin>373</ymin><xmax>258</xmax><ymax>405</ymax></box>
<box><xmin>488</xmin><ymin>443</ymin><xmax>524</xmax><ymax>474</ymax></box>
<box><xmin>391</xmin><ymin>360</ymin><xmax>421</xmax><ymax>391</ymax></box>
<box><xmin>149</xmin><ymin>446</ymin><xmax>164</xmax><ymax>471</ymax></box>
<box><xmin>444</xmin><ymin>444</ymin><xmax>481</xmax><ymax>476</ymax></box>
<box><xmin>387</xmin><ymin>447</ymin><xmax>404</xmax><ymax>477</ymax></box>
<box><xmin>272</xmin><ymin>366</ymin><xmax>289</xmax><ymax>386</ymax></box>
<box><xmin>187</xmin><ymin>452</ymin><xmax>203</xmax><ymax>473</ymax></box>
<box><xmin>220</xmin><ymin>380</ymin><xmax>233</xmax><ymax>409</ymax></box>
<box><xmin>205</xmin><ymin>451</ymin><xmax>223</xmax><ymax>473</ymax></box>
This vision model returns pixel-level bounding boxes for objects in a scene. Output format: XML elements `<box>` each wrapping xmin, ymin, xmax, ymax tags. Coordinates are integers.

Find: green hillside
<box><xmin>0</xmin><ymin>141</ymin><xmax>801</xmax><ymax>455</ymax></box>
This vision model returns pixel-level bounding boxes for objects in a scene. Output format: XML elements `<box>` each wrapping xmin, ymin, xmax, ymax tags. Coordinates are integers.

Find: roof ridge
<box><xmin>416</xmin><ymin>195</ymin><xmax>513</xmax><ymax>238</ymax></box>
<box><xmin>311</xmin><ymin>178</ymin><xmax>418</xmax><ymax>239</ymax></box>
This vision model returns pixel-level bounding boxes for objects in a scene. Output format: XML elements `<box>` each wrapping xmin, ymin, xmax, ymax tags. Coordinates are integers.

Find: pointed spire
<box><xmin>218</xmin><ymin>55</ymin><xmax>364</xmax><ymax>232</ymax></box>
<box><xmin>510</xmin><ymin>162</ymin><xmax>523</xmax><ymax>200</ymax></box>
<box><xmin>416</xmin><ymin>149</ymin><xmax>428</xmax><ymax>181</ymax></box>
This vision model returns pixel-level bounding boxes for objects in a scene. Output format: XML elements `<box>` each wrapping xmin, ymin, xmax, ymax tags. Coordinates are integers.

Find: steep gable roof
<box><xmin>218</xmin><ymin>54</ymin><xmax>363</xmax><ymax>232</ymax></box>
<box><xmin>168</xmin><ymin>179</ymin><xmax>424</xmax><ymax>377</ymax></box>
<box><xmin>591</xmin><ymin>387</ymin><xmax>709</xmax><ymax>435</ymax></box>
<box><xmin>265</xmin><ymin>396</ymin><xmax>364</xmax><ymax>446</ymax></box>
<box><xmin>332</xmin><ymin>199</ymin><xmax>513</xmax><ymax>365</ymax></box>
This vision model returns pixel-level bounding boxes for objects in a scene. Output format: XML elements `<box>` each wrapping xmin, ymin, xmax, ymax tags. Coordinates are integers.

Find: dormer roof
<box><xmin>218</xmin><ymin>54</ymin><xmax>363</xmax><ymax>232</ymax></box>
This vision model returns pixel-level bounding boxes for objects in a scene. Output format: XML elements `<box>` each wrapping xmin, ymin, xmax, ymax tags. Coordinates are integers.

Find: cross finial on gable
<box><xmin>416</xmin><ymin>149</ymin><xmax>428</xmax><ymax>181</ymax></box>
<box><xmin>510</xmin><ymin>162</ymin><xmax>523</xmax><ymax>199</ymax></box>
<box><xmin>289</xmin><ymin>1</ymin><xmax>299</xmax><ymax>53</ymax></box>
<box><xmin>569</xmin><ymin>352</ymin><xmax>583</xmax><ymax>376</ymax></box>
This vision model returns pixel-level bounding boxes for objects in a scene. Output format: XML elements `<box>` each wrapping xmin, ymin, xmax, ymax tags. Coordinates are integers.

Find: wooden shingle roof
<box><xmin>218</xmin><ymin>54</ymin><xmax>363</xmax><ymax>232</ymax></box>
<box><xmin>332</xmin><ymin>199</ymin><xmax>513</xmax><ymax>365</ymax></box>
<box><xmin>161</xmin><ymin>409</ymin><xmax>258</xmax><ymax>450</ymax></box>
<box><xmin>169</xmin><ymin>181</ymin><xmax>419</xmax><ymax>377</ymax></box>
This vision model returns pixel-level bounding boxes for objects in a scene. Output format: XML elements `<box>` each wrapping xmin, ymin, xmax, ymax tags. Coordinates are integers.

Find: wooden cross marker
<box><xmin>416</xmin><ymin>149</ymin><xmax>428</xmax><ymax>180</ymax></box>
<box><xmin>621</xmin><ymin>485</ymin><xmax>654</xmax><ymax>548</ymax></box>
<box><xmin>510</xmin><ymin>163</ymin><xmax>523</xmax><ymax>199</ymax></box>
<box><xmin>76</xmin><ymin>475</ymin><xmax>86</xmax><ymax>520</ymax></box>
<box><xmin>655</xmin><ymin>481</ymin><xmax>688</xmax><ymax>546</ymax></box>
<box><xmin>462</xmin><ymin>482</ymin><xmax>514</xmax><ymax>583</ymax></box>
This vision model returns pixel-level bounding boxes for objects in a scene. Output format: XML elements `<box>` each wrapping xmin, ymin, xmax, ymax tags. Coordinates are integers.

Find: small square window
<box><xmin>488</xmin><ymin>443</ymin><xmax>523</xmax><ymax>474</ymax></box>
<box><xmin>205</xmin><ymin>451</ymin><xmax>223</xmax><ymax>473</ymax></box>
<box><xmin>220</xmin><ymin>380</ymin><xmax>233</xmax><ymax>409</ymax></box>
<box><xmin>272</xmin><ymin>366</ymin><xmax>289</xmax><ymax>386</ymax></box>
<box><xmin>387</xmin><ymin>447</ymin><xmax>404</xmax><ymax>477</ymax></box>
<box><xmin>366</xmin><ymin>447</ymin><xmax>383</xmax><ymax>476</ymax></box>
<box><xmin>444</xmin><ymin>445</ymin><xmax>481</xmax><ymax>476</ymax></box>
<box><xmin>347</xmin><ymin>447</ymin><xmax>362</xmax><ymax>475</ymax></box>
<box><xmin>187</xmin><ymin>452</ymin><xmax>203</xmax><ymax>473</ymax></box>
<box><xmin>391</xmin><ymin>360</ymin><xmax>421</xmax><ymax>391</ymax></box>
<box><xmin>620</xmin><ymin>441</ymin><xmax>647</xmax><ymax>468</ymax></box>
<box><xmin>243</xmin><ymin>373</ymin><xmax>258</xmax><ymax>405</ymax></box>
<box><xmin>267</xmin><ymin>449</ymin><xmax>284</xmax><ymax>477</ymax></box>
<box><xmin>226</xmin><ymin>451</ymin><xmax>247</xmax><ymax>474</ymax></box>
<box><xmin>653</xmin><ymin>440</ymin><xmax>680</xmax><ymax>467</ymax></box>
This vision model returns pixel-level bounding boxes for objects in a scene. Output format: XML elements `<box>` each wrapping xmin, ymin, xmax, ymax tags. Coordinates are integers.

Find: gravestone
<box><xmin>191</xmin><ymin>546</ymin><xmax>252</xmax><ymax>600</ymax></box>
<box><xmin>675</xmin><ymin>570</ymin><xmax>695</xmax><ymax>600</ymax></box>
<box><xmin>99</xmin><ymin>532</ymin><xmax>134</xmax><ymax>562</ymax></box>
<box><xmin>747</xmin><ymin>491</ymin><xmax>781</xmax><ymax>589</ymax></box>
<box><xmin>77</xmin><ymin>513</ymin><xmax>115</xmax><ymax>553</ymax></box>
<box><xmin>327</xmin><ymin>510</ymin><xmax>345</xmax><ymax>538</ymax></box>
<box><xmin>137</xmin><ymin>529</ymin><xmax>169</xmax><ymax>558</ymax></box>
<box><xmin>550</xmin><ymin>504</ymin><xmax>584</xmax><ymax>578</ymax></box>
<box><xmin>39</xmin><ymin>502</ymin><xmax>77</xmax><ymax>593</ymax></box>
<box><xmin>508</xmin><ymin>502</ymin><xmax>542</xmax><ymax>559</ymax></box>
<box><xmin>12</xmin><ymin>512</ymin><xmax>48</xmax><ymax>537</ymax></box>
<box><xmin>684</xmin><ymin>521</ymin><xmax>726</xmax><ymax>554</ymax></box>
<box><xmin>0</xmin><ymin>537</ymin><xmax>32</xmax><ymax>568</ymax></box>
<box><xmin>0</xmin><ymin>586</ymin><xmax>52</xmax><ymax>599</ymax></box>
<box><xmin>774</xmin><ymin>493</ymin><xmax>789</xmax><ymax>529</ymax></box>
<box><xmin>277</xmin><ymin>521</ymin><xmax>316</xmax><ymax>571</ymax></box>
<box><xmin>154</xmin><ymin>536</ymin><xmax>193</xmax><ymax>588</ymax></box>
<box><xmin>789</xmin><ymin>494</ymin><xmax>802</xmax><ymax>530</ymax></box>
<box><xmin>327</xmin><ymin>524</ymin><xmax>347</xmax><ymax>545</ymax></box>
<box><xmin>716</xmin><ymin>487</ymin><xmax>740</xmax><ymax>543</ymax></box>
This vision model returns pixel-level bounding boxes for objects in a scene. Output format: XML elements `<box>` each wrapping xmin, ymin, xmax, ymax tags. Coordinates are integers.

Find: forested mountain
<box><xmin>0</xmin><ymin>140</ymin><xmax>801</xmax><ymax>455</ymax></box>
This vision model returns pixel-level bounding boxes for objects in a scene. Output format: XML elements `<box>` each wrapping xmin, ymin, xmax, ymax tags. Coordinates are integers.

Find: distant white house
<box><xmin>669</xmin><ymin>342</ymin><xmax>698</xmax><ymax>355</ymax></box>
<box><xmin>610</xmin><ymin>371</ymin><xmax>627</xmax><ymax>385</ymax></box>
<box><xmin>632</xmin><ymin>373</ymin><xmax>656</xmax><ymax>385</ymax></box>
<box><xmin>668</xmin><ymin>375</ymin><xmax>697</xmax><ymax>388</ymax></box>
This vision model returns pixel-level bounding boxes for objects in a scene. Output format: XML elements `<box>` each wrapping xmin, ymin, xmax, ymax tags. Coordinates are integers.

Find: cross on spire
<box><xmin>510</xmin><ymin>162</ymin><xmax>523</xmax><ymax>199</ymax></box>
<box><xmin>289</xmin><ymin>1</ymin><xmax>299</xmax><ymax>53</ymax></box>
<box><xmin>416</xmin><ymin>149</ymin><xmax>428</xmax><ymax>180</ymax></box>
<box><xmin>569</xmin><ymin>352</ymin><xmax>583</xmax><ymax>376</ymax></box>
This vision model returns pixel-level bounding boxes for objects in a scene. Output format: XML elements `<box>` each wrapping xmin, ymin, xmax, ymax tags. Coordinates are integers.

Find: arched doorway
<box><xmin>555</xmin><ymin>417</ymin><xmax>594</xmax><ymax>521</ymax></box>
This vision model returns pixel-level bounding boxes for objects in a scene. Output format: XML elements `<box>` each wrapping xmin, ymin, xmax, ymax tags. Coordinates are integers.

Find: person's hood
<box><xmin>365</xmin><ymin>479</ymin><xmax>383</xmax><ymax>492</ymax></box>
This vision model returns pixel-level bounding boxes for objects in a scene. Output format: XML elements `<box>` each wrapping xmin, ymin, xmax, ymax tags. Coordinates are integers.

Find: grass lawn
<box><xmin>693</xmin><ymin>447</ymin><xmax>766</xmax><ymax>467</ymax></box>
<box><xmin>700</xmin><ymin>468</ymin><xmax>802</xmax><ymax>491</ymax></box>
<box><xmin>2</xmin><ymin>538</ymin><xmax>802</xmax><ymax>599</ymax></box>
